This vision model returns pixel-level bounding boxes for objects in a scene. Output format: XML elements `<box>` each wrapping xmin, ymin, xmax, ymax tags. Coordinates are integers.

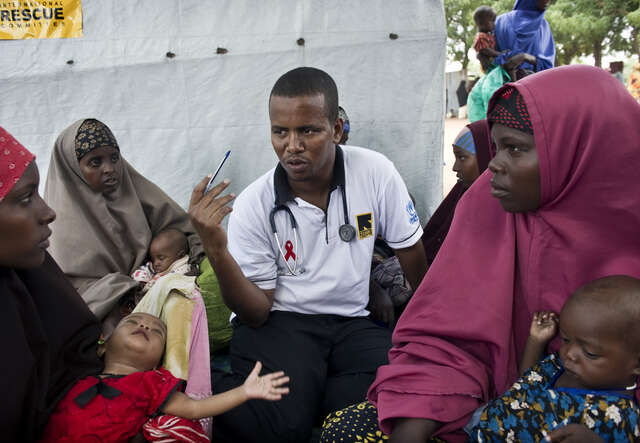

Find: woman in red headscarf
<box><xmin>0</xmin><ymin>127</ymin><xmax>103</xmax><ymax>441</ymax></box>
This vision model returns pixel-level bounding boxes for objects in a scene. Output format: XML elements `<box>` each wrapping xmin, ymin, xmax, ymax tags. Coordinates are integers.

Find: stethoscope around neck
<box><xmin>269</xmin><ymin>185</ymin><xmax>356</xmax><ymax>276</ymax></box>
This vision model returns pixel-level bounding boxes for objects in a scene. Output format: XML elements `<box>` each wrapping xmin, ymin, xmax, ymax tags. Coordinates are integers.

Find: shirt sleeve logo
<box><xmin>406</xmin><ymin>201</ymin><xmax>419</xmax><ymax>225</ymax></box>
<box><xmin>356</xmin><ymin>212</ymin><xmax>373</xmax><ymax>240</ymax></box>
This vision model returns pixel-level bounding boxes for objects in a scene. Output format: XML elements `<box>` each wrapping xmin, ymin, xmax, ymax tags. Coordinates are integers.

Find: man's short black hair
<box><xmin>473</xmin><ymin>5</ymin><xmax>496</xmax><ymax>23</ymax></box>
<box><xmin>269</xmin><ymin>67</ymin><xmax>339</xmax><ymax>122</ymax></box>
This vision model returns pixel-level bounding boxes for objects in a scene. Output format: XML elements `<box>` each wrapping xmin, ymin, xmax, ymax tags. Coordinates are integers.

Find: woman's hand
<box><xmin>243</xmin><ymin>361</ymin><xmax>290</xmax><ymax>401</ymax></box>
<box><xmin>546</xmin><ymin>424</ymin><xmax>604</xmax><ymax>442</ymax></box>
<box><xmin>503</xmin><ymin>52</ymin><xmax>537</xmax><ymax>72</ymax></box>
<box><xmin>188</xmin><ymin>176</ymin><xmax>236</xmax><ymax>262</ymax></box>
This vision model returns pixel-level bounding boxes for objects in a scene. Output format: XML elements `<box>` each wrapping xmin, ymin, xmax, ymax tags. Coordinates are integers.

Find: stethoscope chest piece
<box><xmin>339</xmin><ymin>223</ymin><xmax>356</xmax><ymax>242</ymax></box>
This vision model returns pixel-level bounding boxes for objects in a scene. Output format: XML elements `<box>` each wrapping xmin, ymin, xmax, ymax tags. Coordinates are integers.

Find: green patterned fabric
<box><xmin>196</xmin><ymin>258</ymin><xmax>233</xmax><ymax>353</ymax></box>
<box><xmin>468</xmin><ymin>65</ymin><xmax>511</xmax><ymax>123</ymax></box>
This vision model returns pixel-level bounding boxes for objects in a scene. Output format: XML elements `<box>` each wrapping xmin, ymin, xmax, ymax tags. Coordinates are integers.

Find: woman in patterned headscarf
<box><xmin>44</xmin><ymin>119</ymin><xmax>203</xmax><ymax>332</ymax></box>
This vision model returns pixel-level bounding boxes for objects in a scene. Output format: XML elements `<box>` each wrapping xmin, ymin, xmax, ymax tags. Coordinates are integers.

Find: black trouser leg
<box><xmin>322</xmin><ymin>317</ymin><xmax>392</xmax><ymax>416</ymax></box>
<box><xmin>212</xmin><ymin>312</ymin><xmax>330</xmax><ymax>443</ymax></box>
<box><xmin>212</xmin><ymin>313</ymin><xmax>391</xmax><ymax>442</ymax></box>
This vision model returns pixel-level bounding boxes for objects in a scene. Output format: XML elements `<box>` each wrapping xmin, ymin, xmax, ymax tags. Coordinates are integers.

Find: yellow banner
<box><xmin>0</xmin><ymin>0</ymin><xmax>82</xmax><ymax>39</ymax></box>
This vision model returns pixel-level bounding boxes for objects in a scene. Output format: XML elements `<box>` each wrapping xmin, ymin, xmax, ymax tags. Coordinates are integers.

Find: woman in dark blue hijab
<box><xmin>493</xmin><ymin>0</ymin><xmax>555</xmax><ymax>77</ymax></box>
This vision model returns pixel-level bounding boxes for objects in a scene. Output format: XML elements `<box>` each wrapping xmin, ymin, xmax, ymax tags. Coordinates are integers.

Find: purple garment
<box><xmin>493</xmin><ymin>0</ymin><xmax>555</xmax><ymax>72</ymax></box>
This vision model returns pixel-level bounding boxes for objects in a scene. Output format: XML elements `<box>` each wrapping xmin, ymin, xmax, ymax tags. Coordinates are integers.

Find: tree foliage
<box><xmin>445</xmin><ymin>0</ymin><xmax>640</xmax><ymax>69</ymax></box>
<box><xmin>444</xmin><ymin>0</ymin><xmax>484</xmax><ymax>71</ymax></box>
<box><xmin>548</xmin><ymin>0</ymin><xmax>637</xmax><ymax>66</ymax></box>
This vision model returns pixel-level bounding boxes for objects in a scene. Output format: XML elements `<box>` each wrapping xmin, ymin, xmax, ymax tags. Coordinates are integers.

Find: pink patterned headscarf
<box><xmin>368</xmin><ymin>65</ymin><xmax>640</xmax><ymax>441</ymax></box>
<box><xmin>0</xmin><ymin>127</ymin><xmax>35</xmax><ymax>202</ymax></box>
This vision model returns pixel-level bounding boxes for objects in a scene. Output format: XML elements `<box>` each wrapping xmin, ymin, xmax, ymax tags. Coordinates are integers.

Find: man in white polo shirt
<box><xmin>188</xmin><ymin>67</ymin><xmax>427</xmax><ymax>443</ymax></box>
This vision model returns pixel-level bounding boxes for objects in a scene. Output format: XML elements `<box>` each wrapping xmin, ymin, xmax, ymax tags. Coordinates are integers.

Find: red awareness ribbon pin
<box><xmin>284</xmin><ymin>240</ymin><xmax>296</xmax><ymax>261</ymax></box>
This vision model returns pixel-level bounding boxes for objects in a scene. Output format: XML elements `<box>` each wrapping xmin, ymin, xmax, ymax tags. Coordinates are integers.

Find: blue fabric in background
<box><xmin>493</xmin><ymin>0</ymin><xmax>555</xmax><ymax>72</ymax></box>
<box><xmin>454</xmin><ymin>129</ymin><xmax>476</xmax><ymax>154</ymax></box>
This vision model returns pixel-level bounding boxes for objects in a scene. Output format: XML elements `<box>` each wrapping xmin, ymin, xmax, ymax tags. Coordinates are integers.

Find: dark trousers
<box><xmin>212</xmin><ymin>311</ymin><xmax>392</xmax><ymax>443</ymax></box>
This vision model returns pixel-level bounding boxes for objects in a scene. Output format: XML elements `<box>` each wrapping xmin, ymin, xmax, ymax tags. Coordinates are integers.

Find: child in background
<box><xmin>628</xmin><ymin>63</ymin><xmax>640</xmax><ymax>102</ymax></box>
<box><xmin>470</xmin><ymin>275</ymin><xmax>640</xmax><ymax>442</ymax></box>
<box><xmin>473</xmin><ymin>6</ymin><xmax>502</xmax><ymax>73</ymax></box>
<box><xmin>41</xmin><ymin>312</ymin><xmax>289</xmax><ymax>442</ymax></box>
<box><xmin>132</xmin><ymin>228</ymin><xmax>195</xmax><ymax>293</ymax></box>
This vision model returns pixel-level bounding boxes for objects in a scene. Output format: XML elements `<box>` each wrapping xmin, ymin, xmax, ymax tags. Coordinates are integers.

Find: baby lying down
<box><xmin>41</xmin><ymin>313</ymin><xmax>289</xmax><ymax>442</ymax></box>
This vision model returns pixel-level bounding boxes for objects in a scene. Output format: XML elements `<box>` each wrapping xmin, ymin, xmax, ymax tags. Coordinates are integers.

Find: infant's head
<box><xmin>473</xmin><ymin>6</ymin><xmax>496</xmax><ymax>33</ymax></box>
<box><xmin>104</xmin><ymin>312</ymin><xmax>167</xmax><ymax>372</ymax></box>
<box><xmin>558</xmin><ymin>275</ymin><xmax>640</xmax><ymax>390</ymax></box>
<box><xmin>149</xmin><ymin>228</ymin><xmax>188</xmax><ymax>273</ymax></box>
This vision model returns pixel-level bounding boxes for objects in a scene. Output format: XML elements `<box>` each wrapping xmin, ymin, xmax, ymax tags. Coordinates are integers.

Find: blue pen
<box><xmin>203</xmin><ymin>150</ymin><xmax>231</xmax><ymax>195</ymax></box>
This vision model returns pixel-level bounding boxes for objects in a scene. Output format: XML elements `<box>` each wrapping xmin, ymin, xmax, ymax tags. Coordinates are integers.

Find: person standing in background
<box><xmin>628</xmin><ymin>62</ymin><xmax>640</xmax><ymax>102</ymax></box>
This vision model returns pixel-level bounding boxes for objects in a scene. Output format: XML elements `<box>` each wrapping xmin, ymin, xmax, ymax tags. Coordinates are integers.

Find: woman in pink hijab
<box><xmin>346</xmin><ymin>65</ymin><xmax>640</xmax><ymax>442</ymax></box>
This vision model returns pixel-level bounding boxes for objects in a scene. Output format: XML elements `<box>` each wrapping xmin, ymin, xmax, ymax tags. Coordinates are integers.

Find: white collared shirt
<box><xmin>227</xmin><ymin>145</ymin><xmax>423</xmax><ymax>317</ymax></box>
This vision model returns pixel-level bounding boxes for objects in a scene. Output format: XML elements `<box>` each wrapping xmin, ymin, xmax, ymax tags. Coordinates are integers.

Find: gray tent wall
<box><xmin>0</xmin><ymin>0</ymin><xmax>445</xmax><ymax>224</ymax></box>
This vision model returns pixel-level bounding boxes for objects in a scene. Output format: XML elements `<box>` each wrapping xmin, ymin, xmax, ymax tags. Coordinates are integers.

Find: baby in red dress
<box><xmin>41</xmin><ymin>312</ymin><xmax>289</xmax><ymax>442</ymax></box>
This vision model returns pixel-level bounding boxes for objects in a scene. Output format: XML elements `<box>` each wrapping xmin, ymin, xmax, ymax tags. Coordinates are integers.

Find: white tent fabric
<box><xmin>0</xmin><ymin>0</ymin><xmax>445</xmax><ymax>224</ymax></box>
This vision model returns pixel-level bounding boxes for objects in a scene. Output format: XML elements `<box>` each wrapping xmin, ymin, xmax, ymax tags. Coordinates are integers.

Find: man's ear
<box><xmin>332</xmin><ymin>117</ymin><xmax>344</xmax><ymax>145</ymax></box>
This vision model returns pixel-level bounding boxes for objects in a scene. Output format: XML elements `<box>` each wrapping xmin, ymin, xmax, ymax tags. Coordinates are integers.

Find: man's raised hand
<box><xmin>188</xmin><ymin>176</ymin><xmax>235</xmax><ymax>259</ymax></box>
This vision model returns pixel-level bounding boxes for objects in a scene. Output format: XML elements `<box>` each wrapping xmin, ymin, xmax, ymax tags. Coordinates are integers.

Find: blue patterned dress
<box><xmin>470</xmin><ymin>354</ymin><xmax>640</xmax><ymax>442</ymax></box>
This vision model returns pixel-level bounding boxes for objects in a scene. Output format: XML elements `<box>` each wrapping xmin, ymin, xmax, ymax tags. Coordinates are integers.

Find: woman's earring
<box><xmin>98</xmin><ymin>338</ymin><xmax>105</xmax><ymax>345</ymax></box>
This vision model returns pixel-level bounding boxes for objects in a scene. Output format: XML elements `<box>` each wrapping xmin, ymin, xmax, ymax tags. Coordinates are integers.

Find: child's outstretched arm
<box><xmin>519</xmin><ymin>311</ymin><xmax>558</xmax><ymax>376</ymax></box>
<box><xmin>161</xmin><ymin>361</ymin><xmax>289</xmax><ymax>420</ymax></box>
